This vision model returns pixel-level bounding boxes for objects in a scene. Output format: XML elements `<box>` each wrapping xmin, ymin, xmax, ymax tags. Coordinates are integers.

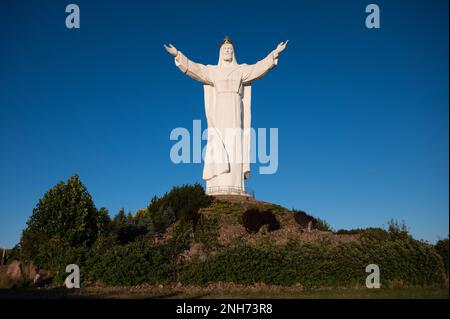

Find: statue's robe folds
<box><xmin>174</xmin><ymin>50</ymin><xmax>279</xmax><ymax>195</ymax></box>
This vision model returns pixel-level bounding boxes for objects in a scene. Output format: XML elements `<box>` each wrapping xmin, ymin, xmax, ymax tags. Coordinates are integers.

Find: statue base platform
<box><xmin>211</xmin><ymin>194</ymin><xmax>257</xmax><ymax>204</ymax></box>
<box><xmin>206</xmin><ymin>186</ymin><xmax>255</xmax><ymax>199</ymax></box>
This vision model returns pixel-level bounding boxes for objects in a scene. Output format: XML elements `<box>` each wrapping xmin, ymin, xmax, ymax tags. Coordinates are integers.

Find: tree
<box><xmin>112</xmin><ymin>208</ymin><xmax>127</xmax><ymax>231</ymax></box>
<box><xmin>387</xmin><ymin>219</ymin><xmax>410</xmax><ymax>240</ymax></box>
<box><xmin>135</xmin><ymin>208</ymin><xmax>155</xmax><ymax>234</ymax></box>
<box><xmin>20</xmin><ymin>174</ymin><xmax>107</xmax><ymax>261</ymax></box>
<box><xmin>435</xmin><ymin>237</ymin><xmax>449</xmax><ymax>276</ymax></box>
<box><xmin>147</xmin><ymin>183</ymin><xmax>212</xmax><ymax>232</ymax></box>
<box><xmin>111</xmin><ymin>208</ymin><xmax>149</xmax><ymax>245</ymax></box>
<box><xmin>97</xmin><ymin>207</ymin><xmax>112</xmax><ymax>236</ymax></box>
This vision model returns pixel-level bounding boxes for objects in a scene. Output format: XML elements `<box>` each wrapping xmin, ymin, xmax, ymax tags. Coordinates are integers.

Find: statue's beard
<box><xmin>218</xmin><ymin>50</ymin><xmax>237</xmax><ymax>66</ymax></box>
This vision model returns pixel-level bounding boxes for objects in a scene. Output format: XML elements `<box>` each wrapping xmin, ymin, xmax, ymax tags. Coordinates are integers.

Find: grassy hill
<box><xmin>2</xmin><ymin>181</ymin><xmax>448</xmax><ymax>294</ymax></box>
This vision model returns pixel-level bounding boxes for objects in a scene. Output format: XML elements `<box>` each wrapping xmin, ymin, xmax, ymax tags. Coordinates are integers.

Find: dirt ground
<box><xmin>0</xmin><ymin>284</ymin><xmax>448</xmax><ymax>299</ymax></box>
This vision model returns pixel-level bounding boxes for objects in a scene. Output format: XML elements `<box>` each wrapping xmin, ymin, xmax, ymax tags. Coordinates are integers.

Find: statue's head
<box><xmin>221</xmin><ymin>43</ymin><xmax>234</xmax><ymax>62</ymax></box>
<box><xmin>219</xmin><ymin>36</ymin><xmax>236</xmax><ymax>65</ymax></box>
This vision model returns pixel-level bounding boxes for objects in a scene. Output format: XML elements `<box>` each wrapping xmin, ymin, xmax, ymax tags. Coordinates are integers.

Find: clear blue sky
<box><xmin>0</xmin><ymin>0</ymin><xmax>448</xmax><ymax>248</ymax></box>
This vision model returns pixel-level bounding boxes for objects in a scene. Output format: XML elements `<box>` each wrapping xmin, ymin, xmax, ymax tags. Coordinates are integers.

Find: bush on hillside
<box><xmin>435</xmin><ymin>238</ymin><xmax>449</xmax><ymax>276</ymax></box>
<box><xmin>147</xmin><ymin>183</ymin><xmax>212</xmax><ymax>233</ymax></box>
<box><xmin>85</xmin><ymin>240</ymin><xmax>174</xmax><ymax>285</ymax></box>
<box><xmin>292</xmin><ymin>210</ymin><xmax>332</xmax><ymax>232</ymax></box>
<box><xmin>242</xmin><ymin>209</ymin><xmax>280</xmax><ymax>234</ymax></box>
<box><xmin>179</xmin><ymin>235</ymin><xmax>446</xmax><ymax>287</ymax></box>
<box><xmin>335</xmin><ymin>229</ymin><xmax>364</xmax><ymax>235</ymax></box>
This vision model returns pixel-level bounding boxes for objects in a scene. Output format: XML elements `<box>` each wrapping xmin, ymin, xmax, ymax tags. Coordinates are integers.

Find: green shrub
<box><xmin>147</xmin><ymin>183</ymin><xmax>212</xmax><ymax>233</ymax></box>
<box><xmin>85</xmin><ymin>240</ymin><xmax>174</xmax><ymax>285</ymax></box>
<box><xmin>166</xmin><ymin>220</ymin><xmax>194</xmax><ymax>258</ymax></box>
<box><xmin>193</xmin><ymin>215</ymin><xmax>220</xmax><ymax>251</ymax></box>
<box><xmin>334</xmin><ymin>229</ymin><xmax>364</xmax><ymax>235</ymax></box>
<box><xmin>242</xmin><ymin>209</ymin><xmax>280</xmax><ymax>234</ymax></box>
<box><xmin>435</xmin><ymin>238</ymin><xmax>449</xmax><ymax>276</ymax></box>
<box><xmin>292</xmin><ymin>210</ymin><xmax>331</xmax><ymax>232</ymax></box>
<box><xmin>292</xmin><ymin>209</ymin><xmax>316</xmax><ymax>228</ymax></box>
<box><xmin>315</xmin><ymin>218</ymin><xmax>332</xmax><ymax>232</ymax></box>
<box><xmin>359</xmin><ymin>228</ymin><xmax>390</xmax><ymax>241</ymax></box>
<box><xmin>179</xmin><ymin>236</ymin><xmax>446</xmax><ymax>288</ymax></box>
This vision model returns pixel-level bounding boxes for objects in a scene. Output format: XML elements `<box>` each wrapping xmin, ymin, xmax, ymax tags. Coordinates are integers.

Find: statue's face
<box><xmin>221</xmin><ymin>44</ymin><xmax>234</xmax><ymax>62</ymax></box>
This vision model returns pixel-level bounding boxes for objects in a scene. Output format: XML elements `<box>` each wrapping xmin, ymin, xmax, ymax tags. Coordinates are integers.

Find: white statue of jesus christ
<box><xmin>164</xmin><ymin>37</ymin><xmax>288</xmax><ymax>196</ymax></box>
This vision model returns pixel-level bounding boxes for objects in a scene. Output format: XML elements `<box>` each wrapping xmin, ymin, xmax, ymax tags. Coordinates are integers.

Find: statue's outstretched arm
<box><xmin>242</xmin><ymin>40</ymin><xmax>289</xmax><ymax>83</ymax></box>
<box><xmin>164</xmin><ymin>43</ymin><xmax>213</xmax><ymax>85</ymax></box>
<box><xmin>175</xmin><ymin>52</ymin><xmax>213</xmax><ymax>85</ymax></box>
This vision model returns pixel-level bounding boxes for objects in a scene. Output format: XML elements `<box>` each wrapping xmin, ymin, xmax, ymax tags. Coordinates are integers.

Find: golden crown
<box><xmin>220</xmin><ymin>36</ymin><xmax>234</xmax><ymax>46</ymax></box>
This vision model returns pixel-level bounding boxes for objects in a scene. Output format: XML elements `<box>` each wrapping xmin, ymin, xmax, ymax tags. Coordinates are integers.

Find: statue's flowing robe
<box><xmin>174</xmin><ymin>50</ymin><xmax>278</xmax><ymax>195</ymax></box>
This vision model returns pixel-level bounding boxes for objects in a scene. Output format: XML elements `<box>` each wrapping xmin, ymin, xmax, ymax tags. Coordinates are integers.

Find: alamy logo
<box><xmin>365</xmin><ymin>4</ymin><xmax>381</xmax><ymax>29</ymax></box>
<box><xmin>365</xmin><ymin>264</ymin><xmax>381</xmax><ymax>288</ymax></box>
<box><xmin>169</xmin><ymin>120</ymin><xmax>279</xmax><ymax>175</ymax></box>
<box><xmin>65</xmin><ymin>4</ymin><xmax>80</xmax><ymax>29</ymax></box>
<box><xmin>65</xmin><ymin>264</ymin><xmax>80</xmax><ymax>288</ymax></box>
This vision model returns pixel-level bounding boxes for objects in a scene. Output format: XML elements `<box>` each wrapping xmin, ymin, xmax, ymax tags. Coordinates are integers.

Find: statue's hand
<box><xmin>276</xmin><ymin>40</ymin><xmax>289</xmax><ymax>54</ymax></box>
<box><xmin>164</xmin><ymin>43</ymin><xmax>178</xmax><ymax>57</ymax></box>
